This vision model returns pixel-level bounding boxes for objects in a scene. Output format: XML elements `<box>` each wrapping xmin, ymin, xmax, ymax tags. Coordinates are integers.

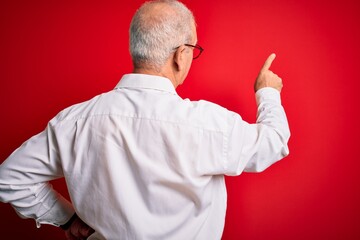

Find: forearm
<box><xmin>225</xmin><ymin>87</ymin><xmax>290</xmax><ymax>175</ymax></box>
<box><xmin>0</xmin><ymin>126</ymin><xmax>74</xmax><ymax>227</ymax></box>
<box><xmin>0</xmin><ymin>181</ymin><xmax>75</xmax><ymax>227</ymax></box>
<box><xmin>256</xmin><ymin>87</ymin><xmax>290</xmax><ymax>140</ymax></box>
<box><xmin>243</xmin><ymin>87</ymin><xmax>290</xmax><ymax>172</ymax></box>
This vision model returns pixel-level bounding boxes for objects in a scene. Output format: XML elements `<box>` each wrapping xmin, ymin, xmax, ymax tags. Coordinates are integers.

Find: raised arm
<box><xmin>226</xmin><ymin>54</ymin><xmax>290</xmax><ymax>174</ymax></box>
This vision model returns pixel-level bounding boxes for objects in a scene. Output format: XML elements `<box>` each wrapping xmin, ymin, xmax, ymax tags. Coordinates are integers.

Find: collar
<box><xmin>115</xmin><ymin>74</ymin><xmax>177</xmax><ymax>95</ymax></box>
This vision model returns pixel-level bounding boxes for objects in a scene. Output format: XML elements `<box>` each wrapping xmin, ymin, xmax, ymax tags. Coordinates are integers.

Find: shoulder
<box><xmin>49</xmin><ymin>91</ymin><xmax>113</xmax><ymax>126</ymax></box>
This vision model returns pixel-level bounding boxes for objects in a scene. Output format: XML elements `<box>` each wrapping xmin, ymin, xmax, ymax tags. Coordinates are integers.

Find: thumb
<box><xmin>261</xmin><ymin>53</ymin><xmax>276</xmax><ymax>71</ymax></box>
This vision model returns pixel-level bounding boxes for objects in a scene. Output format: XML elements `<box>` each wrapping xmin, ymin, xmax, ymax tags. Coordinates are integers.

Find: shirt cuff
<box><xmin>34</xmin><ymin>193</ymin><xmax>75</xmax><ymax>228</ymax></box>
<box><xmin>255</xmin><ymin>87</ymin><xmax>281</xmax><ymax>106</ymax></box>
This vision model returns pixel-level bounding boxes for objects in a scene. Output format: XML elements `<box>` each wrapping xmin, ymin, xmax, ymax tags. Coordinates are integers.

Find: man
<box><xmin>0</xmin><ymin>0</ymin><xmax>290</xmax><ymax>239</ymax></box>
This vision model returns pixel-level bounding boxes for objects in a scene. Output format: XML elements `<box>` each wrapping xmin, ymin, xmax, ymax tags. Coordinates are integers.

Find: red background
<box><xmin>1</xmin><ymin>0</ymin><xmax>360</xmax><ymax>239</ymax></box>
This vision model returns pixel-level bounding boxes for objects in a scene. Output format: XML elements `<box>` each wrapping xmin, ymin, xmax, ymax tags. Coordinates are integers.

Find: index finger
<box><xmin>262</xmin><ymin>53</ymin><xmax>276</xmax><ymax>71</ymax></box>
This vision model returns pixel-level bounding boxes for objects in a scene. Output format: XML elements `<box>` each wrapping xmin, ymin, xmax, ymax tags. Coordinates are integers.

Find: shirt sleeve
<box><xmin>225</xmin><ymin>87</ymin><xmax>290</xmax><ymax>175</ymax></box>
<box><xmin>0</xmin><ymin>124</ymin><xmax>75</xmax><ymax>228</ymax></box>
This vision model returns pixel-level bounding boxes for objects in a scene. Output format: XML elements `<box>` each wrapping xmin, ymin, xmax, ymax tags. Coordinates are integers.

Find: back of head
<box><xmin>129</xmin><ymin>0</ymin><xmax>195</xmax><ymax>71</ymax></box>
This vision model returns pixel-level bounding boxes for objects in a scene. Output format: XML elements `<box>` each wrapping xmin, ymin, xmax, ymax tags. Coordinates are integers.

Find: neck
<box><xmin>133</xmin><ymin>66</ymin><xmax>179</xmax><ymax>88</ymax></box>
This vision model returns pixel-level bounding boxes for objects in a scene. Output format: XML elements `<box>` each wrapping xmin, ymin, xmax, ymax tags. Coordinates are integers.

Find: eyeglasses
<box><xmin>184</xmin><ymin>44</ymin><xmax>204</xmax><ymax>60</ymax></box>
<box><xmin>174</xmin><ymin>44</ymin><xmax>204</xmax><ymax>60</ymax></box>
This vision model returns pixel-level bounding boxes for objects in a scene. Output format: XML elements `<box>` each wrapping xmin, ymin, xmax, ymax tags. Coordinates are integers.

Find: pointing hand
<box><xmin>254</xmin><ymin>53</ymin><xmax>283</xmax><ymax>92</ymax></box>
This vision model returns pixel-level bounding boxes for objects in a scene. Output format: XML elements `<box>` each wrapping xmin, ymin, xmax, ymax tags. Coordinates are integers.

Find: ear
<box><xmin>173</xmin><ymin>46</ymin><xmax>186</xmax><ymax>72</ymax></box>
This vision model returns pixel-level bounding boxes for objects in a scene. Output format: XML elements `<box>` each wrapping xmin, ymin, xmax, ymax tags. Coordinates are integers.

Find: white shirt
<box><xmin>0</xmin><ymin>74</ymin><xmax>290</xmax><ymax>239</ymax></box>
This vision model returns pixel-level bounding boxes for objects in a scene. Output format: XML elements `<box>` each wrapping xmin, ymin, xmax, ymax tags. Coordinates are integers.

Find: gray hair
<box><xmin>129</xmin><ymin>0</ymin><xmax>195</xmax><ymax>70</ymax></box>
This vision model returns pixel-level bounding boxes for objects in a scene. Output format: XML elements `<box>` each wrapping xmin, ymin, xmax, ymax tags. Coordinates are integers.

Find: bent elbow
<box><xmin>245</xmin><ymin>130</ymin><xmax>290</xmax><ymax>173</ymax></box>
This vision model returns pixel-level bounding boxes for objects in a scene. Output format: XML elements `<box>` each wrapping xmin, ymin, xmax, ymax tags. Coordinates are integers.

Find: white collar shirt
<box><xmin>0</xmin><ymin>73</ymin><xmax>290</xmax><ymax>239</ymax></box>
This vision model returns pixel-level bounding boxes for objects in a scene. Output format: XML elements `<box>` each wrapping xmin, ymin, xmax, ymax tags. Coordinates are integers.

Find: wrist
<box><xmin>60</xmin><ymin>213</ymin><xmax>77</xmax><ymax>230</ymax></box>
